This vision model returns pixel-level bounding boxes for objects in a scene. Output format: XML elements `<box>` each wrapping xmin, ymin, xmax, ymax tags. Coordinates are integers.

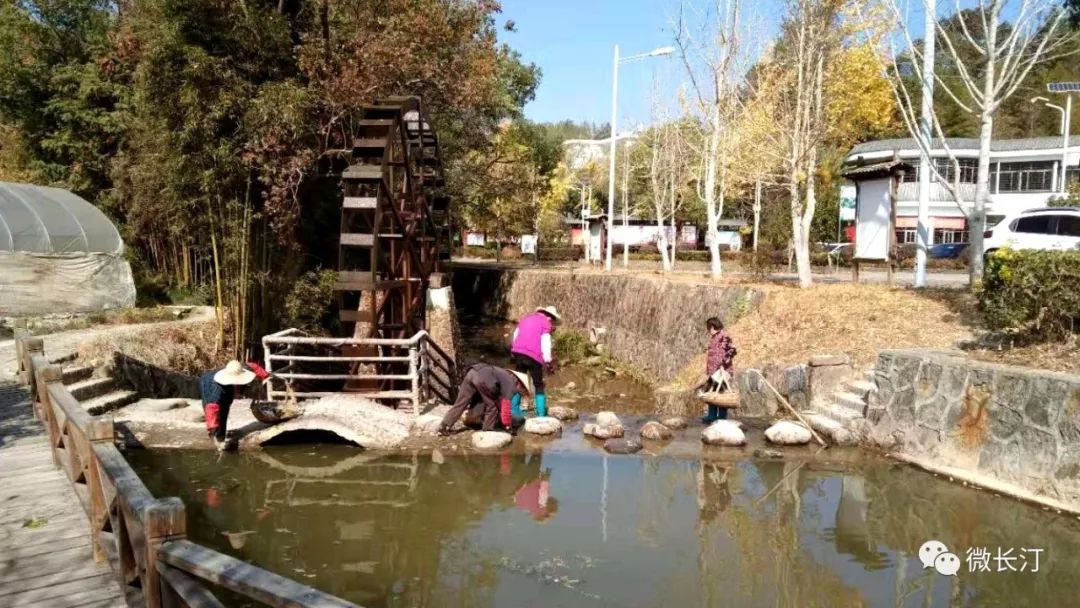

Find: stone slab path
<box><xmin>0</xmin><ymin>382</ymin><xmax>125</xmax><ymax>607</ymax></box>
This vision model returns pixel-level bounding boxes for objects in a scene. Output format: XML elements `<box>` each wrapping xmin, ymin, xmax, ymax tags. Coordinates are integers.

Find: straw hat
<box><xmin>536</xmin><ymin>306</ymin><xmax>562</xmax><ymax>322</ymax></box>
<box><xmin>213</xmin><ymin>360</ymin><xmax>256</xmax><ymax>386</ymax></box>
<box><xmin>508</xmin><ymin>369</ymin><xmax>534</xmax><ymax>395</ymax></box>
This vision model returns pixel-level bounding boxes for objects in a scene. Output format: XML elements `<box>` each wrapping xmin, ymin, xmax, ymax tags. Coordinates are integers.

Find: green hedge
<box><xmin>980</xmin><ymin>248</ymin><xmax>1080</xmax><ymax>339</ymax></box>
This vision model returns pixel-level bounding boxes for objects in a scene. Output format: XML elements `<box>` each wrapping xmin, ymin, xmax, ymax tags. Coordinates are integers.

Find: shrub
<box><xmin>283</xmin><ymin>269</ymin><xmax>337</xmax><ymax>332</ymax></box>
<box><xmin>538</xmin><ymin>246</ymin><xmax>582</xmax><ymax>261</ymax></box>
<box><xmin>553</xmin><ymin>330</ymin><xmax>594</xmax><ymax>363</ymax></box>
<box><xmin>980</xmin><ymin>249</ymin><xmax>1080</xmax><ymax>339</ymax></box>
<box><xmin>460</xmin><ymin>246</ymin><xmax>497</xmax><ymax>259</ymax></box>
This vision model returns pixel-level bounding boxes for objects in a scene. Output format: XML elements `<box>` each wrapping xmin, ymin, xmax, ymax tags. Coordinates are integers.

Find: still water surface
<box><xmin>128</xmin><ymin>446</ymin><xmax>1080</xmax><ymax>607</ymax></box>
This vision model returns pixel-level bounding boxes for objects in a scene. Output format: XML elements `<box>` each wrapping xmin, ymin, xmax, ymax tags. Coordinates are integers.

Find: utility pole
<box><xmin>914</xmin><ymin>0</ymin><xmax>936</xmax><ymax>288</ymax></box>
<box><xmin>622</xmin><ymin>140</ymin><xmax>630</xmax><ymax>268</ymax></box>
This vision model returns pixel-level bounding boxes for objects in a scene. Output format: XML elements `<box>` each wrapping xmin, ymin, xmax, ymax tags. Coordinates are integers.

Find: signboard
<box><xmin>839</xmin><ymin>184</ymin><xmax>857</xmax><ymax>222</ymax></box>
<box><xmin>520</xmin><ymin>234</ymin><xmax>536</xmax><ymax>255</ymax></box>
<box><xmin>854</xmin><ymin>178</ymin><xmax>890</xmax><ymax>260</ymax></box>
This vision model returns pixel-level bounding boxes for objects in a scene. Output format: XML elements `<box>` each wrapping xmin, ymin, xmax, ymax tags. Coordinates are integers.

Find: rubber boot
<box><xmin>535</xmin><ymin>393</ymin><xmax>548</xmax><ymax>418</ymax></box>
<box><xmin>511</xmin><ymin>393</ymin><xmax>523</xmax><ymax>419</ymax></box>
<box><xmin>716</xmin><ymin>407</ymin><xmax>729</xmax><ymax>421</ymax></box>
<box><xmin>701</xmin><ymin>405</ymin><xmax>720</xmax><ymax>425</ymax></box>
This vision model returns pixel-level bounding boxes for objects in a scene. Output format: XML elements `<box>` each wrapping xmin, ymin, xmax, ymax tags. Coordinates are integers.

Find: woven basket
<box><xmin>698</xmin><ymin>391</ymin><xmax>740</xmax><ymax>408</ymax></box>
<box><xmin>250</xmin><ymin>401</ymin><xmax>300</xmax><ymax>425</ymax></box>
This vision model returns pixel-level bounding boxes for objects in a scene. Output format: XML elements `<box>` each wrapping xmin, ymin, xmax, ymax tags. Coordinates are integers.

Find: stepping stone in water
<box><xmin>701</xmin><ymin>420</ymin><xmax>747</xmax><ymax>446</ymax></box>
<box><xmin>472</xmin><ymin>431</ymin><xmax>513</xmax><ymax>450</ymax></box>
<box><xmin>583</xmin><ymin>422</ymin><xmax>624</xmax><ymax>439</ymax></box>
<box><xmin>764</xmin><ymin>421</ymin><xmax>812</xmax><ymax>445</ymax></box>
<box><xmin>548</xmin><ymin>405</ymin><xmax>579</xmax><ymax>421</ymax></box>
<box><xmin>596</xmin><ymin>411</ymin><xmax>621</xmax><ymax>427</ymax></box>
<box><xmin>640</xmin><ymin>421</ymin><xmax>673</xmax><ymax>441</ymax></box>
<box><xmin>661</xmin><ymin>417</ymin><xmax>688</xmax><ymax>430</ymax></box>
<box><xmin>523</xmin><ymin>416</ymin><xmax>562</xmax><ymax>436</ymax></box>
<box><xmin>604</xmin><ymin>438</ymin><xmax>643</xmax><ymax>454</ymax></box>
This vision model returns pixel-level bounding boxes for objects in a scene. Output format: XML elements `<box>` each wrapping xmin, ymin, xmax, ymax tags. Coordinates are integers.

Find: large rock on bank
<box><xmin>523</xmin><ymin>416</ymin><xmax>563</xmax><ymax>436</ymax></box>
<box><xmin>640</xmin><ymin>421</ymin><xmax>674</xmax><ymax>441</ymax></box>
<box><xmin>764</xmin><ymin>421</ymin><xmax>812</xmax><ymax>445</ymax></box>
<box><xmin>472</xmin><ymin>431</ymin><xmax>513</xmax><ymax>450</ymax></box>
<box><xmin>701</xmin><ymin>420</ymin><xmax>747</xmax><ymax>447</ymax></box>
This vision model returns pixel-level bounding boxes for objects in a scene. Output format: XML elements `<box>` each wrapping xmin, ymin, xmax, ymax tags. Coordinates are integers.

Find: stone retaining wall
<box><xmin>866</xmin><ymin>349</ymin><xmax>1080</xmax><ymax>508</ymax></box>
<box><xmin>451</xmin><ymin>265</ymin><xmax>762</xmax><ymax>385</ymax></box>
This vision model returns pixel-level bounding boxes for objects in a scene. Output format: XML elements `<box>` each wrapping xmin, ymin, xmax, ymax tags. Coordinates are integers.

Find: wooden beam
<box><xmin>339</xmin><ymin>233</ymin><xmax>374</xmax><ymax>247</ymax></box>
<box><xmin>342</xmin><ymin>196</ymin><xmax>378</xmax><ymax>210</ymax></box>
<box><xmin>158</xmin><ymin>563</ymin><xmax>225</xmax><ymax>608</ymax></box>
<box><xmin>157</xmin><ymin>540</ymin><xmax>361</xmax><ymax>608</ymax></box>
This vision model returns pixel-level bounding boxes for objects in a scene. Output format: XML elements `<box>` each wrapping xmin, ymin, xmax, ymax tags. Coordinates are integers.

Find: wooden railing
<box><xmin>262</xmin><ymin>328</ymin><xmax>457</xmax><ymax>415</ymax></box>
<box><xmin>14</xmin><ymin>333</ymin><xmax>361</xmax><ymax>608</ymax></box>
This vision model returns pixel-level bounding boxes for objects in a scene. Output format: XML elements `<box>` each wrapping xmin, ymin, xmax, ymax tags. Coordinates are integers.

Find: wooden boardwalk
<box><xmin>0</xmin><ymin>382</ymin><xmax>125</xmax><ymax>608</ymax></box>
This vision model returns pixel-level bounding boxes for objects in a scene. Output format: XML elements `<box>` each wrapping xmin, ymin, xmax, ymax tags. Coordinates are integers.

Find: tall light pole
<box><xmin>1031</xmin><ymin>96</ymin><xmax>1069</xmax><ymax>192</ymax></box>
<box><xmin>605</xmin><ymin>45</ymin><xmax>675</xmax><ymax>272</ymax></box>
<box><xmin>914</xmin><ymin>0</ymin><xmax>935</xmax><ymax>289</ymax></box>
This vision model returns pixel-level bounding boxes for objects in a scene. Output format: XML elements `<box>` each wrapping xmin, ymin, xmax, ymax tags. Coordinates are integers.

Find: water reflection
<box><xmin>128</xmin><ymin>449</ymin><xmax>1080</xmax><ymax>607</ymax></box>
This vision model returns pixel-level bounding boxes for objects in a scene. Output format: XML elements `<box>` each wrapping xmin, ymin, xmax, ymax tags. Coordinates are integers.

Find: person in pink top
<box><xmin>510</xmin><ymin>306</ymin><xmax>561</xmax><ymax>419</ymax></box>
<box><xmin>514</xmin><ymin>470</ymin><xmax>558</xmax><ymax>522</ymax></box>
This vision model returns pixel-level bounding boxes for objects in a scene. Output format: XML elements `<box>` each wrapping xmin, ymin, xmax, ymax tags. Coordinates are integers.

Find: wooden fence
<box><xmin>262</xmin><ymin>328</ymin><xmax>457</xmax><ymax>414</ymax></box>
<box><xmin>13</xmin><ymin>332</ymin><xmax>361</xmax><ymax>608</ymax></box>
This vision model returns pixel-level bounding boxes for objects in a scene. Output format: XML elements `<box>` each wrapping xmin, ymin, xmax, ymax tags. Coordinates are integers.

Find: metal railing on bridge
<box><xmin>261</xmin><ymin>328</ymin><xmax>457</xmax><ymax>415</ymax></box>
<box><xmin>13</xmin><ymin>331</ymin><xmax>362</xmax><ymax>608</ymax></box>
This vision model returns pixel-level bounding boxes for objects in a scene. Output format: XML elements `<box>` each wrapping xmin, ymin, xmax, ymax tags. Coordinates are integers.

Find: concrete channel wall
<box><xmin>451</xmin><ymin>265</ymin><xmax>763</xmax><ymax>385</ymax></box>
<box><xmin>866</xmin><ymin>349</ymin><xmax>1080</xmax><ymax>510</ymax></box>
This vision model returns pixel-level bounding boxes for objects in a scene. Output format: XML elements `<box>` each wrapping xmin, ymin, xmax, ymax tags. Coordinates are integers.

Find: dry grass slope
<box><xmin>674</xmin><ymin>283</ymin><xmax>979</xmax><ymax>385</ymax></box>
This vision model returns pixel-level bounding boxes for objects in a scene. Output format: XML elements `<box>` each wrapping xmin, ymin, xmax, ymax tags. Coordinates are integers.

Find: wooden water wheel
<box><xmin>335</xmin><ymin>96</ymin><xmax>451</xmax><ymax>341</ymax></box>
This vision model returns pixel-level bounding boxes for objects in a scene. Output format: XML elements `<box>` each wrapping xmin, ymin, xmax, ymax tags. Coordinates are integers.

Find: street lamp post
<box><xmin>1032</xmin><ymin>95</ymin><xmax>1072</xmax><ymax>192</ymax></box>
<box><xmin>605</xmin><ymin>44</ymin><xmax>675</xmax><ymax>272</ymax></box>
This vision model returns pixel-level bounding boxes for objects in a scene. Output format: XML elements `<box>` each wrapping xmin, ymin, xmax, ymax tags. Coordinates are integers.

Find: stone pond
<box><xmin>114</xmin><ymin>316</ymin><xmax>1080</xmax><ymax>606</ymax></box>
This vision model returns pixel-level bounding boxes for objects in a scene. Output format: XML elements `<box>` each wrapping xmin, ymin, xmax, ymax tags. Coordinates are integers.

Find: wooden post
<box><xmin>852</xmin><ymin>259</ymin><xmax>860</xmax><ymax>283</ymax></box>
<box><xmin>23</xmin><ymin>336</ymin><xmax>45</xmax><ymax>399</ymax></box>
<box><xmin>87</xmin><ymin>417</ymin><xmax>115</xmax><ymax>563</ymax></box>
<box><xmin>144</xmin><ymin>498</ymin><xmax>187</xmax><ymax>608</ymax></box>
<box><xmin>36</xmin><ymin>364</ymin><xmax>65</xmax><ymax>469</ymax></box>
<box><xmin>408</xmin><ymin>347</ymin><xmax>420</xmax><ymax>416</ymax></box>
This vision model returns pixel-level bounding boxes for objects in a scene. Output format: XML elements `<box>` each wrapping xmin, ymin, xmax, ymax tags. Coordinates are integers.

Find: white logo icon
<box><xmin>934</xmin><ymin>552</ymin><xmax>961</xmax><ymax>576</ymax></box>
<box><xmin>919</xmin><ymin>540</ymin><xmax>949</xmax><ymax>569</ymax></box>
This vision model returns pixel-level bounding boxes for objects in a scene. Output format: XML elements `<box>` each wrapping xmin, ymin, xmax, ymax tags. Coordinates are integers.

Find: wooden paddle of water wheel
<box><xmin>335</xmin><ymin>96</ymin><xmax>453</xmax><ymax>399</ymax></box>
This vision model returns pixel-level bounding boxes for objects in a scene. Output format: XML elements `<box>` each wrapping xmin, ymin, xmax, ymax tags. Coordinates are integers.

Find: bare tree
<box><xmin>647</xmin><ymin>120</ymin><xmax>689</xmax><ymax>271</ymax></box>
<box><xmin>675</xmin><ymin>0</ymin><xmax>751</xmax><ymax>278</ymax></box>
<box><xmin>890</xmin><ymin>0</ymin><xmax>1074</xmax><ymax>281</ymax></box>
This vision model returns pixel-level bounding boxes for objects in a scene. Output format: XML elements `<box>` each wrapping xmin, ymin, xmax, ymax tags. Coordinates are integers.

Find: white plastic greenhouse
<box><xmin>0</xmin><ymin>181</ymin><xmax>135</xmax><ymax>315</ymax></box>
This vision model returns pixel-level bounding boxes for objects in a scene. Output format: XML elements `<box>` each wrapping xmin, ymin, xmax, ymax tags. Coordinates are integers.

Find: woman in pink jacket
<box><xmin>510</xmin><ymin>306</ymin><xmax>561</xmax><ymax>419</ymax></box>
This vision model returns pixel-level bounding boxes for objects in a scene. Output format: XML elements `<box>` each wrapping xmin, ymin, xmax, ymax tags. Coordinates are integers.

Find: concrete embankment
<box><xmin>451</xmin><ymin>265</ymin><xmax>762</xmax><ymax>384</ymax></box>
<box><xmin>865</xmin><ymin>349</ymin><xmax>1080</xmax><ymax>513</ymax></box>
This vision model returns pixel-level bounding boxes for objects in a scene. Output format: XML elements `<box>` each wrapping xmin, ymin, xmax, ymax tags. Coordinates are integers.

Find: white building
<box><xmin>844</xmin><ymin>136</ymin><xmax>1080</xmax><ymax>244</ymax></box>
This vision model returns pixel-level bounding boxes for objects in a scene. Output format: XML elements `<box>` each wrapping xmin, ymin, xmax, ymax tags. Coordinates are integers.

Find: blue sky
<box><xmin>499</xmin><ymin>0</ymin><xmax>681</xmax><ymax>128</ymax></box>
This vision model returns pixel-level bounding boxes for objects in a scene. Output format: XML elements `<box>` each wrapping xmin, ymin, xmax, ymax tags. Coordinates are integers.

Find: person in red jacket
<box><xmin>200</xmin><ymin>360</ymin><xmax>270</xmax><ymax>451</ymax></box>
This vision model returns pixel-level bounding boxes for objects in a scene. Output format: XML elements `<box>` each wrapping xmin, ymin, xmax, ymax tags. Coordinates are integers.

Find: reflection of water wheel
<box><xmin>335</xmin><ymin>96</ymin><xmax>451</xmax><ymax>341</ymax></box>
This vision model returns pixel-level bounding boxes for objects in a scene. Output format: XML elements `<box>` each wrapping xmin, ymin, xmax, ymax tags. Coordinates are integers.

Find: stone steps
<box><xmin>60</xmin><ymin>364</ymin><xmax>95</xmax><ymax>385</ymax></box>
<box><xmin>842</xmin><ymin>379</ymin><xmax>877</xmax><ymax>400</ymax></box>
<box><xmin>801</xmin><ymin>412</ymin><xmax>856</xmax><ymax>446</ymax></box>
<box><xmin>66</xmin><ymin>377</ymin><xmax>118</xmax><ymax>402</ymax></box>
<box><xmin>83</xmin><ymin>390</ymin><xmax>140</xmax><ymax>416</ymax></box>
<box><xmin>834</xmin><ymin>391</ymin><xmax>869</xmax><ymax>414</ymax></box>
<box><xmin>815</xmin><ymin>402</ymin><xmax>865</xmax><ymax>428</ymax></box>
<box><xmin>48</xmin><ymin>352</ymin><xmax>78</xmax><ymax>366</ymax></box>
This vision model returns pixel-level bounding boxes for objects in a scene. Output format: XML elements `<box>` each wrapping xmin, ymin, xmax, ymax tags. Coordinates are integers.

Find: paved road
<box><xmin>0</xmin><ymin>383</ymin><xmax>125</xmax><ymax>608</ymax></box>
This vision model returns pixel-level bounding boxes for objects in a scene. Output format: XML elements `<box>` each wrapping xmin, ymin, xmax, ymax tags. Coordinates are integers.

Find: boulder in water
<box><xmin>701</xmin><ymin>420</ymin><xmax>747</xmax><ymax>446</ymax></box>
<box><xmin>604</xmin><ymin>438</ymin><xmax>643</xmax><ymax>454</ymax></box>
<box><xmin>764</xmin><ymin>421</ymin><xmax>812</xmax><ymax>445</ymax></box>
<box><xmin>548</xmin><ymin>405</ymin><xmax>579</xmax><ymax>421</ymax></box>
<box><xmin>523</xmin><ymin>416</ymin><xmax>563</xmax><ymax>436</ymax></box>
<box><xmin>660</xmin><ymin>417</ymin><xmax>688</xmax><ymax>430</ymax></box>
<box><xmin>596</xmin><ymin>411</ymin><xmax>621</xmax><ymax>427</ymax></box>
<box><xmin>583</xmin><ymin>422</ymin><xmax>624</xmax><ymax>439</ymax></box>
<box><xmin>472</xmin><ymin>431</ymin><xmax>513</xmax><ymax>450</ymax></box>
<box><xmin>640</xmin><ymin>421</ymin><xmax>674</xmax><ymax>441</ymax></box>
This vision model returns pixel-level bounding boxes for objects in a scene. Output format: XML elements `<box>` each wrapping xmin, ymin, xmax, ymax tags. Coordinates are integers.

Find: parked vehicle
<box><xmin>983</xmin><ymin>207</ymin><xmax>1080</xmax><ymax>259</ymax></box>
<box><xmin>929</xmin><ymin>243</ymin><xmax>969</xmax><ymax>259</ymax></box>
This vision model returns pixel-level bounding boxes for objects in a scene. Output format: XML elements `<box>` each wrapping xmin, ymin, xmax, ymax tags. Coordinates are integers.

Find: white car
<box><xmin>983</xmin><ymin>207</ymin><xmax>1080</xmax><ymax>259</ymax></box>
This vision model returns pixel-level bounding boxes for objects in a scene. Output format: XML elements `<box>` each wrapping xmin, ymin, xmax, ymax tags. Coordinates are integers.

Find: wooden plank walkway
<box><xmin>0</xmin><ymin>382</ymin><xmax>125</xmax><ymax>608</ymax></box>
